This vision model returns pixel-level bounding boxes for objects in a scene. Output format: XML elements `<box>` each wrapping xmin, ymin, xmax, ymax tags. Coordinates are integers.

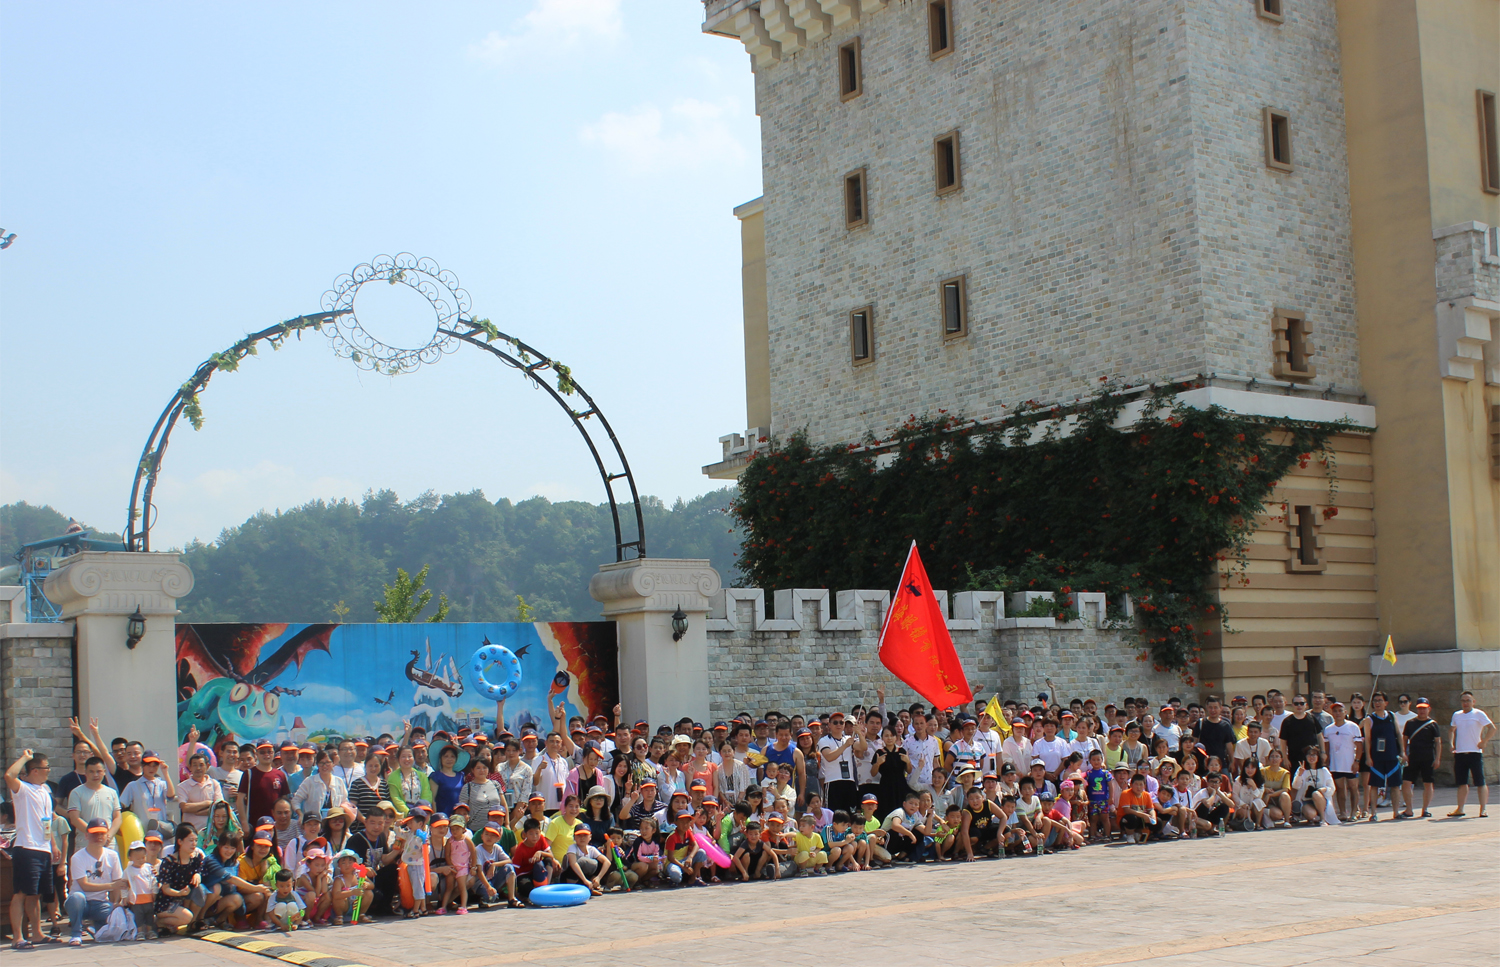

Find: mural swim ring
<box><xmin>469</xmin><ymin>640</ymin><xmax>523</xmax><ymax>702</ymax></box>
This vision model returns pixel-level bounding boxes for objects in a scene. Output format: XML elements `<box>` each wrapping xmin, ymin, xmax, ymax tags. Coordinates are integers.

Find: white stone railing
<box><xmin>707</xmin><ymin>588</ymin><xmax>1131</xmax><ymax>633</ymax></box>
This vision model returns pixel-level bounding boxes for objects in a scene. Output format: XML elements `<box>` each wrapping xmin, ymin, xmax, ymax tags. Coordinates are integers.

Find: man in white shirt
<box><xmin>1267</xmin><ymin>690</ymin><xmax>1289</xmax><ymax>734</ymax></box>
<box><xmin>818</xmin><ymin>712</ymin><xmax>862</xmax><ymax>813</ymax></box>
<box><xmin>177</xmin><ymin>752</ymin><xmax>222</xmax><ymax>832</ymax></box>
<box><xmin>902</xmin><ymin>714</ymin><xmax>941</xmax><ymax>794</ymax></box>
<box><xmin>66</xmin><ymin>818</ymin><xmax>125</xmax><ymax>945</ymax></box>
<box><xmin>973</xmin><ymin>712</ymin><xmax>1005</xmax><ymax>778</ymax></box>
<box><xmin>1153</xmin><ymin>707</ymin><xmax>1183</xmax><ymax>755</ymax></box>
<box><xmin>5</xmin><ymin>750</ymin><xmax>59</xmax><ymax>948</ymax></box>
<box><xmin>1032</xmin><ymin>721</ymin><xmax>1072</xmax><ymax>781</ymax></box>
<box><xmin>1321</xmin><ymin>702</ymin><xmax>1363</xmax><ymax>822</ymax></box>
<box><xmin>1449</xmin><ymin>690</ymin><xmax>1494</xmax><ymax>818</ymax></box>
<box><xmin>1232</xmin><ymin>722</ymin><xmax>1273</xmax><ymax>774</ymax></box>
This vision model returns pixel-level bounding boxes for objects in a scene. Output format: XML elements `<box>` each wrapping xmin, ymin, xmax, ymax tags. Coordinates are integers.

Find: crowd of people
<box><xmin>3</xmin><ymin>687</ymin><xmax>1493</xmax><ymax>949</ymax></box>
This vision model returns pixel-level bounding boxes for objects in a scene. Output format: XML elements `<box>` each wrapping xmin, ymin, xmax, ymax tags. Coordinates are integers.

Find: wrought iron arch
<box><xmin>126</xmin><ymin>254</ymin><xmax>646</xmax><ymax>561</ymax></box>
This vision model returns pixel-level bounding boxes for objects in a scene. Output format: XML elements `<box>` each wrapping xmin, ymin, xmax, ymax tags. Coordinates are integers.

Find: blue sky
<box><xmin>0</xmin><ymin>1</ymin><xmax>760</xmax><ymax>548</ymax></box>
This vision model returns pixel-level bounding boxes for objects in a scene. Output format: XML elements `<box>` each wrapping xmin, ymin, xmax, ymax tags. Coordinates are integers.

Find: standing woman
<box><xmin>657</xmin><ymin>751</ymin><xmax>685</xmax><ymax>800</ymax></box>
<box><xmin>686</xmin><ymin>739</ymin><xmax>718</xmax><ymax>797</ymax></box>
<box><xmin>1230</xmin><ymin>706</ymin><xmax>1249</xmax><ymax>742</ymax></box>
<box><xmin>291</xmin><ymin>750</ymin><xmax>348</xmax><ymax>824</ymax></box>
<box><xmin>429</xmin><ymin>744</ymin><xmax>465</xmax><ymax>816</ymax></box>
<box><xmin>387</xmin><ymin>746</ymin><xmax>432</xmax><ymax>817</ymax></box>
<box><xmin>347</xmin><ymin>749</ymin><xmax>390</xmax><ymax>832</ymax></box>
<box><xmin>458</xmin><ymin>757</ymin><xmax>505</xmax><ymax>821</ymax></box>
<box><xmin>871</xmin><ymin>727</ymin><xmax>912</xmax><ymax>819</ymax></box>
<box><xmin>1346</xmin><ymin>692</ymin><xmax>1370</xmax><ymax>819</ymax></box>
<box><xmin>717</xmin><ymin>740</ymin><xmax>752</xmax><ymax>806</ymax></box>
<box><xmin>796</xmin><ymin>730</ymin><xmax>822</xmax><ymax>807</ymax></box>
<box><xmin>608</xmin><ymin>756</ymin><xmax>633</xmax><ymax>819</ymax></box>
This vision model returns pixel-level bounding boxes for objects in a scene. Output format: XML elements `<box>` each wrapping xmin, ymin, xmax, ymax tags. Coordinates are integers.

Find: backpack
<box><xmin>94</xmin><ymin>905</ymin><xmax>137</xmax><ymax>943</ymax></box>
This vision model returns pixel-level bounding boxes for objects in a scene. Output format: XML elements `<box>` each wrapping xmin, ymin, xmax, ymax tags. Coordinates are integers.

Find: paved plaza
<box><xmin>21</xmin><ymin>803</ymin><xmax>1498</xmax><ymax>967</ymax></box>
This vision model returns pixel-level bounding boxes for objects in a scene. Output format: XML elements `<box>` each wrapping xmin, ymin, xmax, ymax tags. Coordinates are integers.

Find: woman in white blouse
<box><xmin>1291</xmin><ymin>747</ymin><xmax>1336</xmax><ymax>825</ymax></box>
<box><xmin>291</xmin><ymin>749</ymin><xmax>348</xmax><ymax>823</ymax></box>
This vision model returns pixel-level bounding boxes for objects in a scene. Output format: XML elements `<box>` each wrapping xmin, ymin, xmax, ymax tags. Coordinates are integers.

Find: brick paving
<box><xmin>22</xmin><ymin>807</ymin><xmax>1498</xmax><ymax>967</ymax></box>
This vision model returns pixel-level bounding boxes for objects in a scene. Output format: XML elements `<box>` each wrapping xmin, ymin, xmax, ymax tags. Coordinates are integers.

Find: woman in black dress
<box><xmin>871</xmin><ymin>726</ymin><xmax>912</xmax><ymax>820</ymax></box>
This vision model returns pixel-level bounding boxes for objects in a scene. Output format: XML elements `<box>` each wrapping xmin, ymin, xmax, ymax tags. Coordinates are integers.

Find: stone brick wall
<box><xmin>707</xmin><ymin>588</ymin><xmax>1191</xmax><ymax>719</ymax></box>
<box><xmin>737</xmin><ymin>0</ymin><xmax>1359</xmax><ymax>447</ymax></box>
<box><xmin>1434</xmin><ymin>222</ymin><xmax>1500</xmax><ymax>304</ymax></box>
<box><xmin>1</xmin><ymin>625</ymin><xmax>76</xmax><ymax>768</ymax></box>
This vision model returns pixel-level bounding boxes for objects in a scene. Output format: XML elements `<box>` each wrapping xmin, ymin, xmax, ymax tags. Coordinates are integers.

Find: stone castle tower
<box><xmin>701</xmin><ymin>0</ymin><xmax>1498</xmax><ymax>732</ymax></box>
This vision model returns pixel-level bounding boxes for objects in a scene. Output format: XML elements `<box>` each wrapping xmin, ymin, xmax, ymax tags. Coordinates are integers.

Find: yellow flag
<box><xmin>984</xmin><ymin>694</ymin><xmax>1012</xmax><ymax>738</ymax></box>
<box><xmin>1382</xmin><ymin>635</ymin><xmax>1397</xmax><ymax>666</ymax></box>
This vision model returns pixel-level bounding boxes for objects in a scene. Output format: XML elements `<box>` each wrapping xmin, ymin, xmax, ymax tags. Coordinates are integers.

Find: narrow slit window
<box><xmin>850</xmin><ymin>307</ymin><xmax>874</xmax><ymax>364</ymax></box>
<box><xmin>839</xmin><ymin>38</ymin><xmax>862</xmax><ymax>101</ymax></box>
<box><xmin>929</xmin><ymin>1</ymin><xmax>953</xmax><ymax>59</ymax></box>
<box><xmin>1479</xmin><ymin>90</ymin><xmax>1499</xmax><ymax>194</ymax></box>
<box><xmin>1294</xmin><ymin>505</ymin><xmax>1319</xmax><ymax>566</ymax></box>
<box><xmin>1272</xmin><ymin>309</ymin><xmax>1315</xmax><ymax>380</ymax></box>
<box><xmin>934</xmin><ymin>131</ymin><xmax>961</xmax><ymax>194</ymax></box>
<box><xmin>844</xmin><ymin>168</ymin><xmax>868</xmax><ymax>228</ymax></box>
<box><xmin>940</xmin><ymin>275</ymin><xmax>967</xmax><ymax>337</ymax></box>
<box><xmin>1264</xmin><ymin>108</ymin><xmax>1293</xmax><ymax>171</ymax></box>
<box><xmin>1256</xmin><ymin>0</ymin><xmax>1284</xmax><ymax>23</ymax></box>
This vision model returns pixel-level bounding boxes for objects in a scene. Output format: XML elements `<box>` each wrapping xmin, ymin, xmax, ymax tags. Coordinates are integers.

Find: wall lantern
<box><xmin>125</xmin><ymin>607</ymin><xmax>147</xmax><ymax>649</ymax></box>
<box><xmin>670</xmin><ymin>607</ymin><xmax>688</xmax><ymax>642</ymax></box>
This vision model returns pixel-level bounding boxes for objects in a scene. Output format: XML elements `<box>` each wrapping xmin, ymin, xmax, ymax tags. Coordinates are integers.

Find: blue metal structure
<box><xmin>15</xmin><ymin>531</ymin><xmax>127</xmax><ymax>623</ymax></box>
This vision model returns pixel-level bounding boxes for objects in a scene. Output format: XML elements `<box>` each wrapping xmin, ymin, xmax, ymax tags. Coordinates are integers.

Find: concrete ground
<box><xmin>17</xmin><ymin>791</ymin><xmax>1498</xmax><ymax>967</ymax></box>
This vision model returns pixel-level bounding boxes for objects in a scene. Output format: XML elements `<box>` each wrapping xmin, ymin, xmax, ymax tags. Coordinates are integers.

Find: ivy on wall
<box><xmin>730</xmin><ymin>383</ymin><xmax>1349</xmax><ymax>680</ymax></box>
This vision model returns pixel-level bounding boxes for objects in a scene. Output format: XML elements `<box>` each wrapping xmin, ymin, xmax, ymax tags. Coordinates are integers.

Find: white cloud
<box><xmin>290</xmin><ymin>683</ymin><xmax>359</xmax><ymax>707</ymax></box>
<box><xmin>580</xmin><ymin>98</ymin><xmax>748</xmax><ymax>174</ymax></box>
<box><xmin>470</xmin><ymin>0</ymin><xmax>623</xmax><ymax>65</ymax></box>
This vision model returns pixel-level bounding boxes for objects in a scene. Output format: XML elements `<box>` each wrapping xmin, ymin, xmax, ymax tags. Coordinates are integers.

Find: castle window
<box><xmin>928</xmin><ymin>2</ymin><xmax>953</xmax><ymax>59</ymax></box>
<box><xmin>1287</xmin><ymin>504</ymin><xmax>1325</xmax><ymax>572</ymax></box>
<box><xmin>1272</xmin><ymin>308</ymin><xmax>1315</xmax><ymax>381</ymax></box>
<box><xmin>940</xmin><ymin>275</ymin><xmax>967</xmax><ymax>338</ymax></box>
<box><xmin>839</xmin><ymin>38</ymin><xmax>862</xmax><ymax>101</ymax></box>
<box><xmin>1479</xmin><ymin>90</ymin><xmax>1499</xmax><ymax>194</ymax></box>
<box><xmin>1263</xmin><ymin>108</ymin><xmax>1293</xmax><ymax>171</ymax></box>
<box><xmin>845</xmin><ymin>168</ymin><xmax>868</xmax><ymax>228</ymax></box>
<box><xmin>1256</xmin><ymin>0</ymin><xmax>1284</xmax><ymax>24</ymax></box>
<box><xmin>850</xmin><ymin>307</ymin><xmax>874</xmax><ymax>364</ymax></box>
<box><xmin>934</xmin><ymin>131</ymin><xmax>961</xmax><ymax>195</ymax></box>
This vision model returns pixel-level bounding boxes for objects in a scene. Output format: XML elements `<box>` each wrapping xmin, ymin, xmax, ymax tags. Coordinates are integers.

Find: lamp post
<box><xmin>670</xmin><ymin>607</ymin><xmax>688</xmax><ymax>642</ymax></box>
<box><xmin>125</xmin><ymin>606</ymin><xmax>146</xmax><ymax>649</ymax></box>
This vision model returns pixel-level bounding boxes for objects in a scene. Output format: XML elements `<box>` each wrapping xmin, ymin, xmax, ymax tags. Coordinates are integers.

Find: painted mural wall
<box><xmin>174</xmin><ymin>622</ymin><xmax>618</xmax><ymax>745</ymax></box>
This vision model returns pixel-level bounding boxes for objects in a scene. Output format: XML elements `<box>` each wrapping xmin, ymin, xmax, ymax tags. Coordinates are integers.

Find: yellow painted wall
<box><xmin>1336</xmin><ymin>0</ymin><xmax>1458</xmax><ymax>648</ymax></box>
<box><xmin>737</xmin><ymin>202</ymin><xmax>771</xmax><ymax>431</ymax></box>
<box><xmin>1416</xmin><ymin>0</ymin><xmax>1500</xmax><ymax>228</ymax></box>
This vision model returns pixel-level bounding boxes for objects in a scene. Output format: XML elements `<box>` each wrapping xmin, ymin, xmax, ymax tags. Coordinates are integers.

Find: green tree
<box><xmin>373</xmin><ymin>563</ymin><xmax>451</xmax><ymax>623</ymax></box>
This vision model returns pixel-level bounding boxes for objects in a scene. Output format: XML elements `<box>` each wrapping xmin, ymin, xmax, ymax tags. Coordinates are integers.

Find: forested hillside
<box><xmin>1</xmin><ymin>489</ymin><xmax>741</xmax><ymax>622</ymax></box>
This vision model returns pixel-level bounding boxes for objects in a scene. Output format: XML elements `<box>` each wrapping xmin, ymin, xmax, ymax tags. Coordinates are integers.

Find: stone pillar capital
<box><xmin>43</xmin><ymin>551</ymin><xmax>194</xmax><ymax>619</ymax></box>
<box><xmin>590</xmin><ymin>558</ymin><xmax>722</xmax><ymax>616</ymax></box>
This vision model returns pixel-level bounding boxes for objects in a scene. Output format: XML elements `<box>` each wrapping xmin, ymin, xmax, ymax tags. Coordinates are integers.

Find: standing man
<box><xmin>1362</xmin><ymin>692</ymin><xmax>1404</xmax><ymax>822</ymax></box>
<box><xmin>1449</xmin><ymin>690</ymin><xmax>1494</xmax><ymax>819</ymax></box>
<box><xmin>1197</xmin><ymin>697</ymin><xmax>1237</xmax><ymax>769</ymax></box>
<box><xmin>903</xmin><ymin>713</ymin><xmax>941</xmax><ymax>795</ymax></box>
<box><xmin>237</xmin><ymin>740</ymin><xmax>290</xmax><ymax>833</ymax></box>
<box><xmin>120</xmin><ymin>749</ymin><xmax>178</xmax><ymax>837</ymax></box>
<box><xmin>1153</xmin><ymin>706</ymin><xmax>1183</xmax><ymax>755</ymax></box>
<box><xmin>6</xmin><ymin>751</ymin><xmax>59</xmax><ymax>950</ymax></box>
<box><xmin>1322</xmin><ymin>702</ymin><xmax>1363</xmax><ymax>822</ymax></box>
<box><xmin>66</xmin><ymin>757</ymin><xmax>123</xmax><ymax>846</ymax></box>
<box><xmin>818</xmin><ymin>712</ymin><xmax>861</xmax><ymax>814</ymax></box>
<box><xmin>1278</xmin><ymin>695</ymin><xmax>1325</xmax><ymax>769</ymax></box>
<box><xmin>1400</xmin><ymin>699</ymin><xmax>1441</xmax><ymax>819</ymax></box>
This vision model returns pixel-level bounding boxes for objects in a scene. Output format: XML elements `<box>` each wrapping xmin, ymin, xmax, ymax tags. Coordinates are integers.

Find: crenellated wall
<box><xmin>705</xmin><ymin>587</ymin><xmax>1191</xmax><ymax>718</ymax></box>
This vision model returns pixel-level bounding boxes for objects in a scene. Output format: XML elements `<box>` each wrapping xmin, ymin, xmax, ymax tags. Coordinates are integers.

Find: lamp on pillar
<box><xmin>125</xmin><ymin>607</ymin><xmax>147</xmax><ymax>649</ymax></box>
<box><xmin>590</xmin><ymin>558</ymin><xmax>720</xmax><ymax>727</ymax></box>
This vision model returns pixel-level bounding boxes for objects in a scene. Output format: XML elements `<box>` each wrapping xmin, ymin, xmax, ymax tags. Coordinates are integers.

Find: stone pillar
<box><xmin>43</xmin><ymin>551</ymin><xmax>194</xmax><ymax>762</ymax></box>
<box><xmin>590</xmin><ymin>559</ymin><xmax>721</xmax><ymax>727</ymax></box>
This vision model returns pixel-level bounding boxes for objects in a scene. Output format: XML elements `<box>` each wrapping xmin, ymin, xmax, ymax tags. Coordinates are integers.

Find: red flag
<box><xmin>878</xmin><ymin>541</ymin><xmax>973</xmax><ymax>709</ymax></box>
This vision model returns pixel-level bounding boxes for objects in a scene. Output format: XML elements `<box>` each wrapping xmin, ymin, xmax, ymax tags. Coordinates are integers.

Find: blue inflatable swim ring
<box><xmin>528</xmin><ymin>883</ymin><xmax>590</xmax><ymax>907</ymax></box>
<box><xmin>469</xmin><ymin>643</ymin><xmax>522</xmax><ymax>702</ymax></box>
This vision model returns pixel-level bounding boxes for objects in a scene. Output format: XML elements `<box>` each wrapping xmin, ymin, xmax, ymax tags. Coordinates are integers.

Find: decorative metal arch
<box><xmin>126</xmin><ymin>254</ymin><xmax>646</xmax><ymax>562</ymax></box>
